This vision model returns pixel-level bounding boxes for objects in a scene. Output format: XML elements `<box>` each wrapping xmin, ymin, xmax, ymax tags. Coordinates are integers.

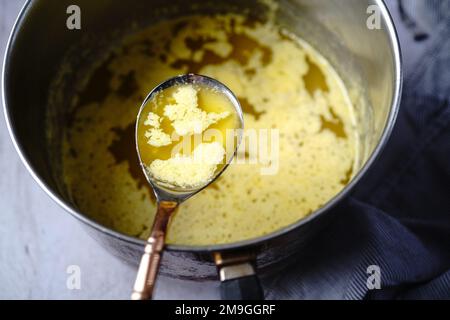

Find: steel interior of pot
<box><xmin>4</xmin><ymin>0</ymin><xmax>400</xmax><ymax>277</ymax></box>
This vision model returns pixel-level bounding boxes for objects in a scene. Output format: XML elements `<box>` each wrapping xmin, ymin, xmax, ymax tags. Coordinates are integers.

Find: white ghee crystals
<box><xmin>137</xmin><ymin>84</ymin><xmax>240</xmax><ymax>189</ymax></box>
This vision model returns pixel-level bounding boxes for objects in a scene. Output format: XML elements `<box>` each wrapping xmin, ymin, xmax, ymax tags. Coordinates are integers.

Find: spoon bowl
<box><xmin>132</xmin><ymin>74</ymin><xmax>244</xmax><ymax>299</ymax></box>
<box><xmin>136</xmin><ymin>73</ymin><xmax>244</xmax><ymax>201</ymax></box>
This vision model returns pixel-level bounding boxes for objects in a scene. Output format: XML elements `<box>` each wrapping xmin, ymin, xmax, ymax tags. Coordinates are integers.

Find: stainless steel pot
<box><xmin>3</xmin><ymin>0</ymin><xmax>402</xmax><ymax>298</ymax></box>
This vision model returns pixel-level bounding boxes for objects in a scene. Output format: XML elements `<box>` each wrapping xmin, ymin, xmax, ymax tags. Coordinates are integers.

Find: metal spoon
<box><xmin>131</xmin><ymin>74</ymin><xmax>244</xmax><ymax>300</ymax></box>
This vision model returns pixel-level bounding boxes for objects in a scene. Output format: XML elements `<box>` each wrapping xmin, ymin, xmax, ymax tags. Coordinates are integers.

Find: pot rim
<box><xmin>2</xmin><ymin>0</ymin><xmax>402</xmax><ymax>254</ymax></box>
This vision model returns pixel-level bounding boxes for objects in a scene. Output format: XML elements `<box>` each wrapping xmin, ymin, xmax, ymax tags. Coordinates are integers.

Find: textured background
<box><xmin>0</xmin><ymin>0</ymin><xmax>431</xmax><ymax>299</ymax></box>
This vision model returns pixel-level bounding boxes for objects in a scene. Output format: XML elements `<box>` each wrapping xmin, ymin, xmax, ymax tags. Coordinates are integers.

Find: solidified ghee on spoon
<box><xmin>137</xmin><ymin>83</ymin><xmax>241</xmax><ymax>189</ymax></box>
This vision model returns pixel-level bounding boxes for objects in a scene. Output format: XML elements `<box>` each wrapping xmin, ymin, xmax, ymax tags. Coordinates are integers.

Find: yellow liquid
<box><xmin>60</xmin><ymin>14</ymin><xmax>359</xmax><ymax>245</ymax></box>
<box><xmin>137</xmin><ymin>84</ymin><xmax>240</xmax><ymax>174</ymax></box>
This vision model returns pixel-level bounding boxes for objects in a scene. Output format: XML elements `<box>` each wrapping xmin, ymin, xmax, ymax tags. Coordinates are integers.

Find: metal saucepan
<box><xmin>2</xmin><ymin>0</ymin><xmax>402</xmax><ymax>299</ymax></box>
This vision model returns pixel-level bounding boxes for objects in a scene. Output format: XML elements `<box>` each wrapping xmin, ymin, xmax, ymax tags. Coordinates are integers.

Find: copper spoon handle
<box><xmin>131</xmin><ymin>201</ymin><xmax>178</xmax><ymax>300</ymax></box>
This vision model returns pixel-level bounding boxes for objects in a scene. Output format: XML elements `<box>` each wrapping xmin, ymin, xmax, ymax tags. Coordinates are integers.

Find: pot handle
<box><xmin>214</xmin><ymin>252</ymin><xmax>264</xmax><ymax>300</ymax></box>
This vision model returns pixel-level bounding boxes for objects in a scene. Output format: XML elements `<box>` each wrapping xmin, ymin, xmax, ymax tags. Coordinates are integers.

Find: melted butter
<box><xmin>320</xmin><ymin>108</ymin><xmax>347</xmax><ymax>139</ymax></box>
<box><xmin>137</xmin><ymin>84</ymin><xmax>240</xmax><ymax>188</ymax></box>
<box><xmin>171</xmin><ymin>21</ymin><xmax>273</xmax><ymax>73</ymax></box>
<box><xmin>303</xmin><ymin>55</ymin><xmax>329</xmax><ymax>96</ymax></box>
<box><xmin>62</xmin><ymin>14</ymin><xmax>359</xmax><ymax>244</ymax></box>
<box><xmin>239</xmin><ymin>97</ymin><xmax>265</xmax><ymax>120</ymax></box>
<box><xmin>108</xmin><ymin>123</ymin><xmax>156</xmax><ymax>203</ymax></box>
